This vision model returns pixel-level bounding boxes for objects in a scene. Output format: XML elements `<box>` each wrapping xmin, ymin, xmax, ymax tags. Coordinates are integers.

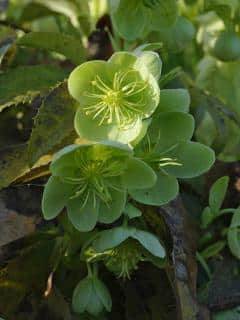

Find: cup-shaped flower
<box><xmin>42</xmin><ymin>141</ymin><xmax>157</xmax><ymax>231</ymax></box>
<box><xmin>129</xmin><ymin>90</ymin><xmax>215</xmax><ymax>206</ymax></box>
<box><xmin>72</xmin><ymin>275</ymin><xmax>112</xmax><ymax>316</ymax></box>
<box><xmin>68</xmin><ymin>51</ymin><xmax>160</xmax><ymax>143</ymax></box>
<box><xmin>88</xmin><ymin>225</ymin><xmax>165</xmax><ymax>279</ymax></box>
<box><xmin>109</xmin><ymin>0</ymin><xmax>178</xmax><ymax>41</ymax></box>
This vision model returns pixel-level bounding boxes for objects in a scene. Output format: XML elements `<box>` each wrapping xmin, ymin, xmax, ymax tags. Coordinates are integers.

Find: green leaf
<box><xmin>93</xmin><ymin>277</ymin><xmax>112</xmax><ymax>312</ymax></box>
<box><xmin>0</xmin><ymin>65</ymin><xmax>67</xmax><ymax>112</ymax></box>
<box><xmin>129</xmin><ymin>169</ymin><xmax>179</xmax><ymax>206</ymax></box>
<box><xmin>110</xmin><ymin>0</ymin><xmax>147</xmax><ymax>41</ymax></box>
<box><xmin>201</xmin><ymin>206</ymin><xmax>215</xmax><ymax>229</ymax></box>
<box><xmin>157</xmin><ymin>89</ymin><xmax>190</xmax><ymax>113</ymax></box>
<box><xmin>209</xmin><ymin>176</ymin><xmax>229</xmax><ymax>213</ymax></box>
<box><xmin>0</xmin><ymin>144</ymin><xmax>29</xmax><ymax>190</ymax></box>
<box><xmin>151</xmin><ymin>0</ymin><xmax>178</xmax><ymax>30</ymax></box>
<box><xmin>165</xmin><ymin>141</ymin><xmax>215</xmax><ymax>178</ymax></box>
<box><xmin>17</xmin><ymin>32</ymin><xmax>86</xmax><ymax>65</ymax></box>
<box><xmin>200</xmin><ymin>240</ymin><xmax>226</xmax><ymax>259</ymax></box>
<box><xmin>72</xmin><ymin>277</ymin><xmax>93</xmax><ymax>314</ymax></box>
<box><xmin>27</xmin><ymin>83</ymin><xmax>78</xmax><ymax>166</ymax></box>
<box><xmin>123</xmin><ymin>158</ymin><xmax>157</xmax><ymax>189</ymax></box>
<box><xmin>98</xmin><ymin>188</ymin><xmax>127</xmax><ymax>224</ymax></box>
<box><xmin>123</xmin><ymin>203</ymin><xmax>142</xmax><ymax>219</ymax></box>
<box><xmin>132</xmin><ymin>230</ymin><xmax>165</xmax><ymax>258</ymax></box>
<box><xmin>228</xmin><ymin>227</ymin><xmax>240</xmax><ymax>260</ymax></box>
<box><xmin>42</xmin><ymin>176</ymin><xmax>74</xmax><ymax>220</ymax></box>
<box><xmin>92</xmin><ymin>226</ymin><xmax>135</xmax><ymax>252</ymax></box>
<box><xmin>67</xmin><ymin>194</ymin><xmax>99</xmax><ymax>232</ymax></box>
<box><xmin>152</xmin><ymin>16</ymin><xmax>195</xmax><ymax>53</ymax></box>
<box><xmin>227</xmin><ymin>209</ymin><xmax>240</xmax><ymax>259</ymax></box>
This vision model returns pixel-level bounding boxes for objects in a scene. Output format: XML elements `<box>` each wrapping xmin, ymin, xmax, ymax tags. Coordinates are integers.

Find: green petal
<box><xmin>74</xmin><ymin>108</ymin><xmax>142</xmax><ymax>143</ymax></box>
<box><xmin>72</xmin><ymin>277</ymin><xmax>93</xmax><ymax>314</ymax></box>
<box><xmin>108</xmin><ymin>51</ymin><xmax>137</xmax><ymax>69</ymax></box>
<box><xmin>67</xmin><ymin>194</ymin><xmax>99</xmax><ymax>232</ymax></box>
<box><xmin>42</xmin><ymin>176</ymin><xmax>74</xmax><ymax>220</ymax></box>
<box><xmin>93</xmin><ymin>277</ymin><xmax>112</xmax><ymax>312</ymax></box>
<box><xmin>132</xmin><ymin>230</ymin><xmax>165</xmax><ymax>258</ymax></box>
<box><xmin>165</xmin><ymin>141</ymin><xmax>215</xmax><ymax>178</ymax></box>
<box><xmin>122</xmin><ymin>158</ymin><xmax>157</xmax><ymax>189</ymax></box>
<box><xmin>92</xmin><ymin>226</ymin><xmax>135</xmax><ymax>252</ymax></box>
<box><xmin>156</xmin><ymin>89</ymin><xmax>190</xmax><ymax>113</ymax></box>
<box><xmin>98</xmin><ymin>188</ymin><xmax>127</xmax><ymax>224</ymax></box>
<box><xmin>148</xmin><ymin>112</ymin><xmax>194</xmax><ymax>153</ymax></box>
<box><xmin>129</xmin><ymin>169</ymin><xmax>179</xmax><ymax>206</ymax></box>
<box><xmin>134</xmin><ymin>51</ymin><xmax>162</xmax><ymax>81</ymax></box>
<box><xmin>68</xmin><ymin>60</ymin><xmax>108</xmax><ymax>103</ymax></box>
<box><xmin>86</xmin><ymin>286</ymin><xmax>104</xmax><ymax>316</ymax></box>
<box><xmin>123</xmin><ymin>202</ymin><xmax>142</xmax><ymax>219</ymax></box>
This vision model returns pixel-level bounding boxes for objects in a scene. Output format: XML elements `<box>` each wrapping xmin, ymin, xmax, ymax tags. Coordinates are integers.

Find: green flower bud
<box><xmin>72</xmin><ymin>275</ymin><xmax>112</xmax><ymax>316</ymax></box>
<box><xmin>213</xmin><ymin>31</ymin><xmax>240</xmax><ymax>62</ymax></box>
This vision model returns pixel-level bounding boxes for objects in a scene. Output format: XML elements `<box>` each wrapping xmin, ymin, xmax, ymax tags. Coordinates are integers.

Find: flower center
<box><xmin>84</xmin><ymin>70</ymin><xmax>148</xmax><ymax>127</ymax></box>
<box><xmin>104</xmin><ymin>240</ymin><xmax>144</xmax><ymax>279</ymax></box>
<box><xmin>64</xmin><ymin>151</ymin><xmax>126</xmax><ymax>208</ymax></box>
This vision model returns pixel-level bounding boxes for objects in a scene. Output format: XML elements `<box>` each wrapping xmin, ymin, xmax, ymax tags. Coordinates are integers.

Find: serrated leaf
<box><xmin>17</xmin><ymin>32</ymin><xmax>86</xmax><ymax>65</ymax></box>
<box><xmin>0</xmin><ymin>144</ymin><xmax>29</xmax><ymax>190</ymax></box>
<box><xmin>209</xmin><ymin>176</ymin><xmax>229</xmax><ymax>213</ymax></box>
<box><xmin>27</xmin><ymin>83</ymin><xmax>78</xmax><ymax>166</ymax></box>
<box><xmin>0</xmin><ymin>65</ymin><xmax>67</xmax><ymax>112</ymax></box>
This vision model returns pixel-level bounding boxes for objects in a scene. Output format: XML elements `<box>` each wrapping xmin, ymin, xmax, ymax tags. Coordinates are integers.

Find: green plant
<box><xmin>198</xmin><ymin>176</ymin><xmax>240</xmax><ymax>277</ymax></box>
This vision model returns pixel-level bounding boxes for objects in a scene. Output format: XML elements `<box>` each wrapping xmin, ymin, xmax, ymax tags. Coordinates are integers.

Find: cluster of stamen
<box><xmin>62</xmin><ymin>151</ymin><xmax>125</xmax><ymax>208</ymax></box>
<box><xmin>84</xmin><ymin>70</ymin><xmax>148</xmax><ymax>127</ymax></box>
<box><xmin>104</xmin><ymin>240</ymin><xmax>144</xmax><ymax>280</ymax></box>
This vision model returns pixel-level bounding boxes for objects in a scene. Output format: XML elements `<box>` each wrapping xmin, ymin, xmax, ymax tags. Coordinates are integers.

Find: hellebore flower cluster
<box><xmin>42</xmin><ymin>141</ymin><xmax>156</xmax><ymax>231</ymax></box>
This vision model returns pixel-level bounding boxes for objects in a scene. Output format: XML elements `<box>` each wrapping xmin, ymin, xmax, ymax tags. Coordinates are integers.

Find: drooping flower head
<box><xmin>68</xmin><ymin>51</ymin><xmax>161</xmax><ymax>143</ymax></box>
<box><xmin>84</xmin><ymin>225</ymin><xmax>166</xmax><ymax>279</ymax></box>
<box><xmin>42</xmin><ymin>141</ymin><xmax>156</xmax><ymax>231</ymax></box>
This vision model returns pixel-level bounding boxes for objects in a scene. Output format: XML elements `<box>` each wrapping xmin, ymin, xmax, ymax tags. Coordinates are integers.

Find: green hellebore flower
<box><xmin>42</xmin><ymin>141</ymin><xmax>157</xmax><ymax>231</ymax></box>
<box><xmin>72</xmin><ymin>275</ymin><xmax>112</xmax><ymax>316</ymax></box>
<box><xmin>90</xmin><ymin>225</ymin><xmax>165</xmax><ymax>279</ymax></box>
<box><xmin>68</xmin><ymin>51</ymin><xmax>160</xmax><ymax>143</ymax></box>
<box><xmin>129</xmin><ymin>90</ymin><xmax>215</xmax><ymax>206</ymax></box>
<box><xmin>109</xmin><ymin>0</ymin><xmax>178</xmax><ymax>41</ymax></box>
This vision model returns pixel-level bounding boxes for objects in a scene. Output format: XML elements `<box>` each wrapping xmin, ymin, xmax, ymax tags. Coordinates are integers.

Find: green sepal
<box><xmin>129</xmin><ymin>169</ymin><xmax>179</xmax><ymax>206</ymax></box>
<box><xmin>92</xmin><ymin>226</ymin><xmax>136</xmax><ymax>252</ymax></box>
<box><xmin>122</xmin><ymin>158</ymin><xmax>157</xmax><ymax>189</ymax></box>
<box><xmin>132</xmin><ymin>230</ymin><xmax>165</xmax><ymax>258</ymax></box>
<box><xmin>67</xmin><ymin>194</ymin><xmax>99</xmax><ymax>232</ymax></box>
<box><xmin>98</xmin><ymin>188</ymin><xmax>127</xmax><ymax>224</ymax></box>
<box><xmin>42</xmin><ymin>176</ymin><xmax>75</xmax><ymax>220</ymax></box>
<box><xmin>165</xmin><ymin>141</ymin><xmax>215</xmax><ymax>178</ymax></box>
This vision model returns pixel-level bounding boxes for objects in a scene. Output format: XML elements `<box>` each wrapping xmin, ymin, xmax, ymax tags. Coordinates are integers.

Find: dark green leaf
<box><xmin>0</xmin><ymin>65</ymin><xmax>67</xmax><ymax>112</ymax></box>
<box><xmin>17</xmin><ymin>32</ymin><xmax>86</xmax><ymax>64</ymax></box>
<box><xmin>27</xmin><ymin>83</ymin><xmax>78</xmax><ymax>165</ymax></box>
